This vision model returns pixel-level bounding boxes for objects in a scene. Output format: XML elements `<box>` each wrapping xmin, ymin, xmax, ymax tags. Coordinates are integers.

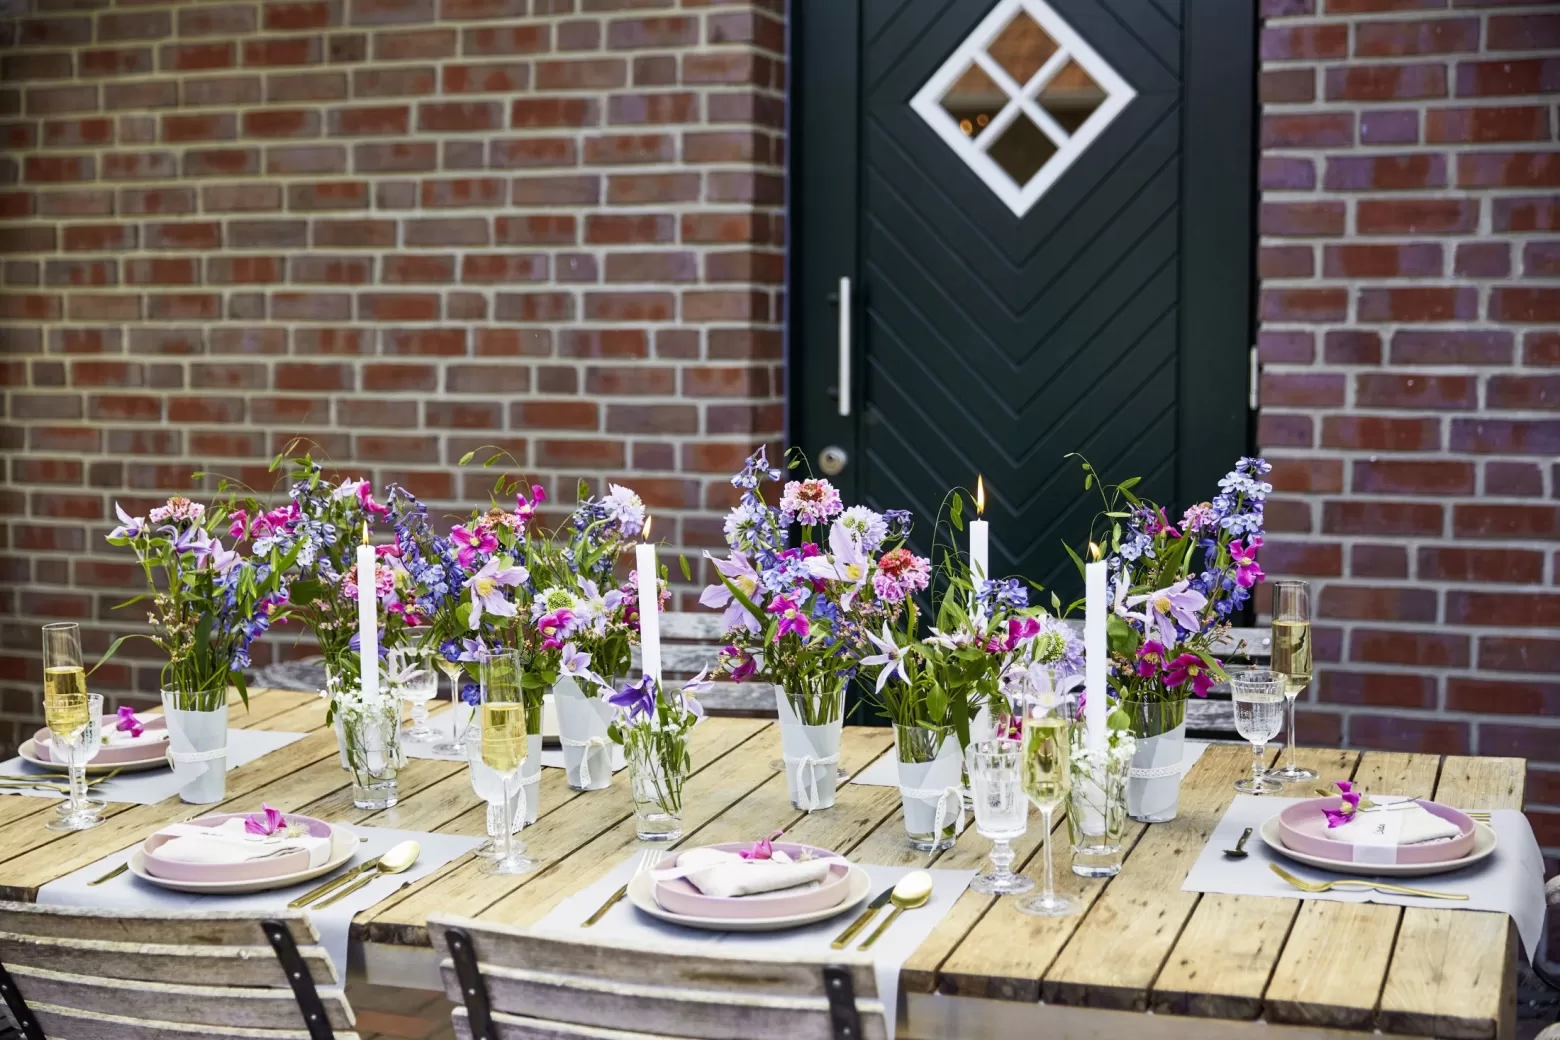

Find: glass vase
<box><xmin>775</xmin><ymin>684</ymin><xmax>844</xmax><ymax>811</ymax></box>
<box><xmin>342</xmin><ymin>703</ymin><xmax>401</xmax><ymax>810</ymax></box>
<box><xmin>1121</xmin><ymin>695</ymin><xmax>1186</xmax><ymax>823</ymax></box>
<box><xmin>627</xmin><ymin>743</ymin><xmax>687</xmax><ymax>842</ymax></box>
<box><xmin>1067</xmin><ymin>738</ymin><xmax>1132</xmax><ymax>877</ymax></box>
<box><xmin>893</xmin><ymin>723</ymin><xmax>963</xmax><ymax>852</ymax></box>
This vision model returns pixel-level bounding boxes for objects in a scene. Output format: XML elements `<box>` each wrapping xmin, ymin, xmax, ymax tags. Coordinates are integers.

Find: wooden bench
<box><xmin>0</xmin><ymin>903</ymin><xmax>357</xmax><ymax>1040</ymax></box>
<box><xmin>428</xmin><ymin>914</ymin><xmax>886</xmax><ymax>1040</ymax></box>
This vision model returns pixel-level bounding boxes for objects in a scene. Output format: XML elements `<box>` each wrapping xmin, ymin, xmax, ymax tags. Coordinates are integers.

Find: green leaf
<box><xmin>949</xmin><ymin>492</ymin><xmax>964</xmax><ymax>532</ymax></box>
<box><xmin>678</xmin><ymin>554</ymin><xmax>691</xmax><ymax>581</ymax></box>
<box><xmin>578</xmin><ymin>478</ymin><xmax>591</xmax><ymax>503</ymax></box>
<box><xmin>89</xmin><ymin>632</ymin><xmax>153</xmax><ymax>676</ymax></box>
<box><xmin>231</xmin><ymin>670</ymin><xmax>250</xmax><ymax>711</ymax></box>
<box><xmin>1062</xmin><ymin>540</ymin><xmax>1087</xmax><ymax>581</ymax></box>
<box><xmin>109</xmin><ymin>592</ymin><xmax>154</xmax><ymax>612</ymax></box>
<box><xmin>458</xmin><ymin>450</ymin><xmax>475</xmax><ymax>466</ymax></box>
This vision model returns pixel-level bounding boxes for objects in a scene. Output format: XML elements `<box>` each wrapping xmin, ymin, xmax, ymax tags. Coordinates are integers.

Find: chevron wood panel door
<box><xmin>793</xmin><ymin>0</ymin><xmax>1256</xmax><ymax>598</ymax></box>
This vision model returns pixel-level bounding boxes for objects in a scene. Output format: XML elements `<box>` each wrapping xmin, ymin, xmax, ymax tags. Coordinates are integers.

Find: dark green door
<box><xmin>792</xmin><ymin>0</ymin><xmax>1256</xmax><ymax>598</ymax></box>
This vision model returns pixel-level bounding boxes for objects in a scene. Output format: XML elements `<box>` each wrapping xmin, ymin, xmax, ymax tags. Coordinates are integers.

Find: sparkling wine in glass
<box><xmin>1267</xmin><ymin>580</ymin><xmax>1318</xmax><ymax>783</ymax></box>
<box><xmin>472</xmin><ymin>651</ymin><xmax>534</xmax><ymax>876</ymax></box>
<box><xmin>42</xmin><ymin>623</ymin><xmax>104</xmax><ymax>832</ymax></box>
<box><xmin>432</xmin><ymin>656</ymin><xmax>473</xmax><ymax>759</ymax></box>
<box><xmin>1233</xmin><ymin>669</ymin><xmax>1286</xmax><ymax>794</ymax></box>
<box><xmin>968</xmin><ymin>739</ymin><xmax>1033</xmax><ymax>896</ymax></box>
<box><xmin>1015</xmin><ymin>703</ymin><xmax>1077</xmax><ymax>917</ymax></box>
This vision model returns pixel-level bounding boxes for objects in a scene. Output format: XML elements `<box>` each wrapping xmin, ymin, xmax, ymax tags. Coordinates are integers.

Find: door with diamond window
<box><xmin>792</xmin><ymin>0</ymin><xmax>1256</xmax><ymax>596</ymax></box>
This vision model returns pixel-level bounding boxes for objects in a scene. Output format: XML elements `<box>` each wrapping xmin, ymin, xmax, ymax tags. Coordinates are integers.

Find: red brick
<box><xmin>1491</xmin><ymin>287</ymin><xmax>1560</xmax><ymax>322</ymax></box>
<box><xmin>1453</xmin><ymin>504</ymin><xmax>1560</xmax><ymax>540</ymax></box>
<box><xmin>1351</xmin><ymin>544</ymin><xmax>1409</xmax><ymax>579</ymax></box>
<box><xmin>1356</xmin><ymin>17</ymin><xmax>1479</xmax><ymax>56</ymax></box>
<box><xmin>1321</xmin><ymin>416</ymin><xmax>1440</xmax><ymax>453</ymax></box>
<box><xmin>462</xmin><ymin>25</ymin><xmax>549</xmax><ymax>55</ymax></box>
<box><xmin>1429</xmin><ymin>106</ymin><xmax>1550</xmax><ymax>144</ymax></box>
<box><xmin>1321</xmin><ymin>585</ymin><xmax>1438</xmax><ymax>623</ymax></box>
<box><xmin>242</xmin><ymin>37</ymin><xmax>321</xmax><ymax>67</ymax></box>
<box><xmin>1357</xmin><ymin>199</ymin><xmax>1478</xmax><ymax>234</ymax></box>
<box><xmin>1480</xmin><ymin>636</ymin><xmax>1560</xmax><ymax>673</ymax></box>
<box><xmin>1263</xmin><ymin>113</ymin><xmax>1354</xmax><ymax>148</ymax></box>
<box><xmin>1358</xmin><ymin>286</ymin><xmax>1477</xmax><ymax>323</ymax></box>
<box><xmin>1356</xmin><ymin>373</ymin><xmax>1476</xmax><ymax>410</ymax></box>
<box><xmin>1257</xmin><ymin>413</ymin><xmax>1313</xmax><ymax>448</ymax></box>
<box><xmin>1260</xmin><ymin>201</ymin><xmax>1344</xmax><ymax>237</ymax></box>
<box><xmin>1323</xmin><ymin>500</ymin><xmax>1443</xmax><ymax>536</ymax></box>
<box><xmin>1450</xmin><ymin>418</ymin><xmax>1560</xmax><ymax>455</ymax></box>
<box><xmin>1455</xmin><ymin>57</ymin><xmax>1560</xmax><ymax>98</ymax></box>
<box><xmin>536</xmin><ymin>58</ymin><xmax>627</xmax><ymax>91</ymax></box>
<box><xmin>1324</xmin><ymin>63</ymin><xmax>1446</xmax><ymax>101</ymax></box>
<box><xmin>1353</xmin><ymin>459</ymin><xmax>1474</xmax><ymax>496</ymax></box>
<box><xmin>1459</xmin><ymin>151</ymin><xmax>1560</xmax><ymax>189</ymax></box>
<box><xmin>1260</xmin><ymin>288</ymin><xmax>1348</xmax><ymax>322</ymax></box>
<box><xmin>1324</xmin><ymin>244</ymin><xmax>1441</xmax><ymax>279</ymax></box>
<box><xmin>1352</xmin><ymin>629</ymin><xmax>1469</xmax><ymax>668</ymax></box>
<box><xmin>374</xmin><ymin>27</ymin><xmax>456</xmax><ymax>60</ymax></box>
<box><xmin>1486</xmin><ymin>13</ymin><xmax>1560</xmax><ymax>52</ymax></box>
<box><xmin>1446</xmin><ymin>678</ymin><xmax>1560</xmax><ymax>716</ymax></box>
<box><xmin>1261</xmin><ymin>24</ymin><xmax>1347</xmax><ymax>60</ymax></box>
<box><xmin>1319</xmin><ymin>672</ymin><xmax>1435</xmax><ymax>710</ymax></box>
<box><xmin>1349</xmin><ymin>715</ymin><xmax>1469</xmax><ymax>756</ymax></box>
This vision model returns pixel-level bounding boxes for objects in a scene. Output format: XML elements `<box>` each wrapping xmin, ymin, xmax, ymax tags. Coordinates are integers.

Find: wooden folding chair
<box><xmin>0</xmin><ymin>902</ymin><xmax>357</xmax><ymax>1039</ymax></box>
<box><xmin>428</xmin><ymin>915</ymin><xmax>887</xmax><ymax>1040</ymax></box>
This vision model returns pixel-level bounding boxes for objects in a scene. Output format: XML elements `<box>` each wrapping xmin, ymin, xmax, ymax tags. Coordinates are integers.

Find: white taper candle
<box><xmin>356</xmin><ymin>522</ymin><xmax>379</xmax><ymax>699</ymax></box>
<box><xmin>1084</xmin><ymin>553</ymin><xmax>1107</xmax><ymax>751</ymax></box>
<box><xmin>635</xmin><ymin>519</ymin><xmax>661</xmax><ymax>684</ymax></box>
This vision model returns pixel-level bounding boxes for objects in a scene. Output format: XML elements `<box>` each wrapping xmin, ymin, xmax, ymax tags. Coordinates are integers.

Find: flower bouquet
<box><xmin>608</xmin><ymin>673</ymin><xmax>707</xmax><ymax>841</ymax></box>
<box><xmin>701</xmin><ymin>448</ymin><xmax>922</xmax><ymax>812</ymax></box>
<box><xmin>1076</xmin><ymin>455</ymin><xmax>1271</xmax><ymax>822</ymax></box>
<box><xmin>104</xmin><ymin>494</ymin><xmax>290</xmax><ymax>802</ymax></box>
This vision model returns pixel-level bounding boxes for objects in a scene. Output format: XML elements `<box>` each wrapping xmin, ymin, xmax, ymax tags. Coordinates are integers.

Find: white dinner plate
<box><xmin>1259</xmin><ymin>814</ymin><xmax>1497</xmax><ymax>878</ymax></box>
<box><xmin>17</xmin><ymin>737</ymin><xmax>170</xmax><ymax>775</ymax></box>
<box><xmin>126</xmin><ymin>823</ymin><xmax>359</xmax><ymax>894</ymax></box>
<box><xmin>627</xmin><ymin>861</ymin><xmax>870</xmax><ymax>933</ymax></box>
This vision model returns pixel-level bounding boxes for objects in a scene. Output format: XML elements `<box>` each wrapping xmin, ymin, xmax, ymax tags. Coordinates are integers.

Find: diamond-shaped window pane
<box><xmin>1039</xmin><ymin>60</ymin><xmax>1106</xmax><ymax>136</ymax></box>
<box><xmin>910</xmin><ymin>0</ymin><xmax>1136</xmax><ymax>216</ymax></box>
<box><xmin>988</xmin><ymin>112</ymin><xmax>1056</xmax><ymax>186</ymax></box>
<box><xmin>987</xmin><ymin>11</ymin><xmax>1056</xmax><ymax>87</ymax></box>
<box><xmin>940</xmin><ymin>63</ymin><xmax>1007</xmax><ymax>141</ymax></box>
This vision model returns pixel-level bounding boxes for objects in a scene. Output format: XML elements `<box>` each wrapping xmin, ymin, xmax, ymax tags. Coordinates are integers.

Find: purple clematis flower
<box><xmin>860</xmin><ymin>624</ymin><xmax>910</xmax><ymax>696</ymax></box>
<box><xmin>767</xmin><ymin>595</ymin><xmax>809</xmax><ymax>641</ymax></box>
<box><xmin>699</xmin><ymin>550</ymin><xmax>762</xmax><ymax>634</ymax></box>
<box><xmin>205</xmin><ymin>538</ymin><xmax>240</xmax><ymax>576</ymax></box>
<box><xmin>244</xmin><ymin>803</ymin><xmax>287</xmax><ymax>836</ymax></box>
<box><xmin>803</xmin><ymin>520</ymin><xmax>871</xmax><ymax>608</ymax></box>
<box><xmin>165</xmin><ymin>523</ymin><xmax>213</xmax><ymax>559</ymax></box>
<box><xmin>1322</xmin><ymin>781</ymin><xmax>1361</xmax><ymax>827</ymax></box>
<box><xmin>457</xmin><ymin>637</ymin><xmax>493</xmax><ymax>664</ymax></box>
<box><xmin>1126</xmin><ymin>580</ymin><xmax>1208</xmax><ymax>644</ymax></box>
<box><xmin>108</xmin><ymin>503</ymin><xmax>145</xmax><ymax>541</ymax></box>
<box><xmin>466</xmin><ymin>557</ymin><xmax>527</xmax><ymax>628</ymax></box>
<box><xmin>450</xmin><ymin>524</ymin><xmax>497</xmax><ymax>569</ymax></box>
<box><xmin>608</xmin><ymin>675</ymin><xmax>658</xmax><ymax>721</ymax></box>
<box><xmin>679</xmin><ymin>668</ymin><xmax>711</xmax><ymax>717</ymax></box>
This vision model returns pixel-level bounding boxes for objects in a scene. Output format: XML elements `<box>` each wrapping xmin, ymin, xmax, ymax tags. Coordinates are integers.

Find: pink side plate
<box><xmin>141</xmin><ymin>813</ymin><xmax>332</xmax><ymax>883</ymax></box>
<box><xmin>1277</xmin><ymin>798</ymin><xmax>1476</xmax><ymax>865</ymax></box>
<box><xmin>653</xmin><ymin>843</ymin><xmax>852</xmax><ymax>920</ymax></box>
<box><xmin>33</xmin><ymin>715</ymin><xmax>169</xmax><ymax>765</ymax></box>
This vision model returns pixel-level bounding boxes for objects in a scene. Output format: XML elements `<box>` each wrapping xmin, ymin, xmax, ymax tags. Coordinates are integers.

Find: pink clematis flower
<box><xmin>515</xmin><ymin>484</ymin><xmax>546</xmax><ymax>527</ymax></box>
<box><xmin>721</xmin><ymin>645</ymin><xmax>757</xmax><ymax>681</ymax></box>
<box><xmin>738</xmin><ymin>830</ymin><xmax>785</xmax><ymax>860</ymax></box>
<box><xmin>1229</xmin><ymin>535</ymin><xmax>1265</xmax><ymax>588</ymax></box>
<box><xmin>1164</xmin><ymin>653</ymin><xmax>1219</xmax><ymax>697</ymax></box>
<box><xmin>450</xmin><ymin>524</ymin><xmax>497</xmax><ymax>569</ymax></box>
<box><xmin>1322</xmin><ymin>781</ymin><xmax>1361</xmax><ymax>828</ymax></box>
<box><xmin>537</xmin><ymin>608</ymin><xmax>574</xmax><ymax>651</ymax></box>
<box><xmin>1135</xmin><ymin>640</ymin><xmax>1169</xmax><ymax>678</ymax></box>
<box><xmin>116</xmin><ymin>706</ymin><xmax>143</xmax><ymax>738</ymax></box>
<box><xmin>244</xmin><ymin>803</ymin><xmax>287</xmax><ymax>836</ymax></box>
<box><xmin>767</xmin><ymin>595</ymin><xmax>810</xmax><ymax>641</ymax></box>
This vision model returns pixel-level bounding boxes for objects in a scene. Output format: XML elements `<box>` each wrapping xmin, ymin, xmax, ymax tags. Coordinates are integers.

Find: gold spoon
<box><xmin>857</xmin><ymin>871</ymin><xmax>932</xmax><ymax>951</ymax></box>
<box><xmin>311</xmin><ymin>841</ymin><xmax>420</xmax><ymax>909</ymax></box>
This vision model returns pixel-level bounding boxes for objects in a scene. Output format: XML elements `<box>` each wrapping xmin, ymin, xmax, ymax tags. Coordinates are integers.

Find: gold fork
<box><xmin>1269</xmin><ymin>863</ymin><xmax>1466</xmax><ymax>900</ymax></box>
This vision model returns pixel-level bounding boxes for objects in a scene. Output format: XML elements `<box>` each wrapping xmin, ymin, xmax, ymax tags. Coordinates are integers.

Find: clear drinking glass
<box><xmin>1015</xmin><ymin>700</ymin><xmax>1078</xmax><ymax>917</ymax></box>
<box><xmin>43</xmin><ymin>623</ymin><xmax>104</xmax><ymax>832</ymax></box>
<box><xmin>1267</xmin><ymin>580</ymin><xmax>1318</xmax><ymax>783</ymax></box>
<box><xmin>471</xmin><ymin>651</ymin><xmax>534</xmax><ymax>875</ymax></box>
<box><xmin>388</xmin><ymin>648</ymin><xmax>438</xmax><ymax>742</ymax></box>
<box><xmin>343</xmin><ymin>704</ymin><xmax>400</xmax><ymax>809</ymax></box>
<box><xmin>967</xmin><ymin>739</ymin><xmax>1033</xmax><ymax>896</ymax></box>
<box><xmin>1233</xmin><ymin>669</ymin><xmax>1286</xmax><ymax>795</ymax></box>
<box><xmin>432</xmin><ymin>657</ymin><xmax>474</xmax><ymax>759</ymax></box>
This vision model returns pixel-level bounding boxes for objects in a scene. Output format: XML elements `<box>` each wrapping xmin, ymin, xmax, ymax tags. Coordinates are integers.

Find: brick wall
<box><xmin>0</xmin><ymin>0</ymin><xmax>786</xmax><ymax>751</ymax></box>
<box><xmin>1257</xmin><ymin>0</ymin><xmax>1558</xmax><ymax>854</ymax></box>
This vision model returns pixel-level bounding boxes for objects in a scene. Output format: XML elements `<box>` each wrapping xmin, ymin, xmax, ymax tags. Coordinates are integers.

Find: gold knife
<box><xmin>831</xmin><ymin>885</ymin><xmax>896</xmax><ymax>949</ymax></box>
<box><xmin>582</xmin><ymin>883</ymin><xmax>629</xmax><ymax>927</ymax></box>
<box><xmin>288</xmin><ymin>857</ymin><xmax>381</xmax><ymax>909</ymax></box>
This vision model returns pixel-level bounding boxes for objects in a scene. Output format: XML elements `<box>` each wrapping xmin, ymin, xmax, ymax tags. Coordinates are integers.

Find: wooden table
<box><xmin>0</xmin><ymin>688</ymin><xmax>1527</xmax><ymax>1039</ymax></box>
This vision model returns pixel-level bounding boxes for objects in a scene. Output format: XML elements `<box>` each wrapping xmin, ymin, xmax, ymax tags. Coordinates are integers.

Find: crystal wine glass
<box><xmin>470</xmin><ymin>651</ymin><xmax>534</xmax><ymax>876</ymax></box>
<box><xmin>1014</xmin><ymin>696</ymin><xmax>1077</xmax><ymax>917</ymax></box>
<box><xmin>967</xmin><ymin>739</ymin><xmax>1033</xmax><ymax>896</ymax></box>
<box><xmin>432</xmin><ymin>656</ymin><xmax>474</xmax><ymax>759</ymax></box>
<box><xmin>43</xmin><ymin>623</ymin><xmax>105</xmax><ymax>832</ymax></box>
<box><xmin>1267</xmin><ymin>580</ymin><xmax>1318</xmax><ymax>783</ymax></box>
<box><xmin>388</xmin><ymin>648</ymin><xmax>438</xmax><ymax>742</ymax></box>
<box><xmin>1233</xmin><ymin>668</ymin><xmax>1286</xmax><ymax>795</ymax></box>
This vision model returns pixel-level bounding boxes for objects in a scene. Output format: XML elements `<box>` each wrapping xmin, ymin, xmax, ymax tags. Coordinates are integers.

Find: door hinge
<box><xmin>1248</xmin><ymin>346</ymin><xmax>1259</xmax><ymax>412</ymax></box>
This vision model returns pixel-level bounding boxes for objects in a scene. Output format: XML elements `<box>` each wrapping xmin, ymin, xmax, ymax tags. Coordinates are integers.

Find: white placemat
<box><xmin>849</xmin><ymin>739</ymin><xmax>1212</xmax><ymax>787</ymax></box>
<box><xmin>1183</xmin><ymin>795</ymin><xmax>1546</xmax><ymax>959</ymax></box>
<box><xmin>38</xmin><ymin>824</ymin><xmax>484</xmax><ymax>978</ymax></box>
<box><xmin>0</xmin><ymin>727</ymin><xmax>309</xmax><ymax>806</ymax></box>
<box><xmin>534</xmin><ymin>851</ymin><xmax>974</xmax><ymax>1038</ymax></box>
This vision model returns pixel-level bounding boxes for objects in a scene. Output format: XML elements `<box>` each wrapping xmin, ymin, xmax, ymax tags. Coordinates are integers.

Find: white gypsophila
<box><xmin>839</xmin><ymin>506</ymin><xmax>888</xmax><ymax>549</ymax></box>
<box><xmin>1069</xmin><ymin>729</ymin><xmax>1137</xmax><ymax>769</ymax></box>
<box><xmin>326</xmin><ymin>672</ymin><xmax>397</xmax><ymax>722</ymax></box>
<box><xmin>602</xmin><ymin>484</ymin><xmax>646</xmax><ymax>537</ymax></box>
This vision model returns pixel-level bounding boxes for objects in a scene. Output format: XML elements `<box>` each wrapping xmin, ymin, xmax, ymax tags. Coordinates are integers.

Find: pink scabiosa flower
<box><xmin>779</xmin><ymin>478</ymin><xmax>843</xmax><ymax>526</ymax></box>
<box><xmin>1164</xmin><ymin>653</ymin><xmax>1219</xmax><ymax>697</ymax></box>
<box><xmin>148</xmin><ymin>496</ymin><xmax>204</xmax><ymax>525</ymax></box>
<box><xmin>1135</xmin><ymin>640</ymin><xmax>1169</xmax><ymax>678</ymax></box>
<box><xmin>450</xmin><ymin>524</ymin><xmax>497</xmax><ymax>568</ymax></box>
<box><xmin>1181</xmin><ymin>502</ymin><xmax>1215</xmax><ymax>533</ymax></box>
<box><xmin>537</xmin><ymin>608</ymin><xmax>574</xmax><ymax>650</ymax></box>
<box><xmin>871</xmin><ymin>547</ymin><xmax>930</xmax><ymax>603</ymax></box>
<box><xmin>1229</xmin><ymin>535</ymin><xmax>1265</xmax><ymax>588</ymax></box>
<box><xmin>767</xmin><ymin>595</ymin><xmax>810</xmax><ymax>641</ymax></box>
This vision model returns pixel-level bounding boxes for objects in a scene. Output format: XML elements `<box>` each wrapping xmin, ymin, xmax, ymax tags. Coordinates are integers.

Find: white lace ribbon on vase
<box><xmin>165</xmin><ymin>746</ymin><xmax>226</xmax><ymax>773</ymax></box>
<box><xmin>902</xmin><ymin>783</ymin><xmax>967</xmax><ymax>840</ymax></box>
<box><xmin>561</xmin><ymin>735</ymin><xmax>608</xmax><ymax>788</ymax></box>
<box><xmin>1128</xmin><ymin>762</ymin><xmax>1182</xmax><ymax>780</ymax></box>
<box><xmin>783</xmin><ymin>751</ymin><xmax>839</xmax><ymax>812</ymax></box>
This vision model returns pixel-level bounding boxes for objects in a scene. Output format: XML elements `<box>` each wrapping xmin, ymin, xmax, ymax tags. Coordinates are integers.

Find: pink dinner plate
<box><xmin>141</xmin><ymin>813</ymin><xmax>332</xmax><ymax>883</ymax></box>
<box><xmin>33</xmin><ymin>714</ymin><xmax>169</xmax><ymax>766</ymax></box>
<box><xmin>1277</xmin><ymin>798</ymin><xmax>1476</xmax><ymax>865</ymax></box>
<box><xmin>653</xmin><ymin>844</ymin><xmax>852</xmax><ymax>920</ymax></box>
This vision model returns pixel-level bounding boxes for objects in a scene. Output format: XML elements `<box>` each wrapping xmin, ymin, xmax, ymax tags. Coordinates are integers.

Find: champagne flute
<box><xmin>1267</xmin><ymin>580</ymin><xmax>1318</xmax><ymax>783</ymax></box>
<box><xmin>388</xmin><ymin>648</ymin><xmax>438</xmax><ymax>742</ymax></box>
<box><xmin>967</xmin><ymin>739</ymin><xmax>1033</xmax><ymax>896</ymax></box>
<box><xmin>432</xmin><ymin>655</ymin><xmax>473</xmax><ymax>758</ymax></box>
<box><xmin>1232</xmin><ymin>669</ymin><xmax>1285</xmax><ymax>794</ymax></box>
<box><xmin>470</xmin><ymin>651</ymin><xmax>534</xmax><ymax>876</ymax></box>
<box><xmin>1014</xmin><ymin>698</ymin><xmax>1077</xmax><ymax>917</ymax></box>
<box><xmin>42</xmin><ymin>623</ymin><xmax>105</xmax><ymax>832</ymax></box>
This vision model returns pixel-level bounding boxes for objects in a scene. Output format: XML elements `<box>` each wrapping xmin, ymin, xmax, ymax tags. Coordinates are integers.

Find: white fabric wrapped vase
<box><xmin>893</xmin><ymin>724</ymin><xmax>964</xmax><ymax>852</ymax></box>
<box><xmin>776</xmin><ymin>688</ymin><xmax>843</xmax><ymax>812</ymax></box>
<box><xmin>1124</xmin><ymin>697</ymin><xmax>1186</xmax><ymax>823</ymax></box>
<box><xmin>554</xmin><ymin>677</ymin><xmax>623</xmax><ymax>791</ymax></box>
<box><xmin>520</xmin><ymin>732</ymin><xmax>542</xmax><ymax>825</ymax></box>
<box><xmin>160</xmin><ymin>690</ymin><xmax>228</xmax><ymax>804</ymax></box>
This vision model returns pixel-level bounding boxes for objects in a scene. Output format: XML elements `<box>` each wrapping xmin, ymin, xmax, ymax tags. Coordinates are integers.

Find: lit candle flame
<box><xmin>643</xmin><ymin>515</ymin><xmax>653</xmax><ymax>542</ymax></box>
<box><xmin>975</xmin><ymin>475</ymin><xmax>985</xmax><ymax>516</ymax></box>
<box><xmin>1089</xmin><ymin>540</ymin><xmax>1102</xmax><ymax>561</ymax></box>
<box><xmin>361</xmin><ymin>521</ymin><xmax>370</xmax><ymax>546</ymax></box>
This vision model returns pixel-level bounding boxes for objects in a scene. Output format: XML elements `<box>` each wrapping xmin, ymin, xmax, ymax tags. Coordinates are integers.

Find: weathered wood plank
<box><xmin>1377</xmin><ymin>756</ymin><xmax>1525</xmax><ymax>1040</ymax></box>
<box><xmin>1264</xmin><ymin>752</ymin><xmax>1441</xmax><ymax>1031</ymax></box>
<box><xmin>1151</xmin><ymin>748</ymin><xmax>1356</xmax><ymax>1019</ymax></box>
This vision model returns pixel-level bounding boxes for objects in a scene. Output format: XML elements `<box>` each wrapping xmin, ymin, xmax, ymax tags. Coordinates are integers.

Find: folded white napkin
<box><xmin>153</xmin><ymin>818</ymin><xmax>332</xmax><ymax>868</ymax></box>
<box><xmin>103</xmin><ymin>726</ymin><xmax>168</xmax><ymax>749</ymax></box>
<box><xmin>1327</xmin><ymin>802</ymin><xmax>1461</xmax><ymax>847</ymax></box>
<box><xmin>671</xmin><ymin>847</ymin><xmax>832</xmax><ymax>898</ymax></box>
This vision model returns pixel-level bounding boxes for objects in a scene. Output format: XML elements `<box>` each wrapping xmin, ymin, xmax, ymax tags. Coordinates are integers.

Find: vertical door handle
<box><xmin>837</xmin><ymin>275</ymin><xmax>852</xmax><ymax>417</ymax></box>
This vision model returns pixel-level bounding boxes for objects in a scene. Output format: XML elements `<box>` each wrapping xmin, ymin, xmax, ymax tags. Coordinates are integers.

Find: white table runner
<box><xmin>534</xmin><ymin>851</ymin><xmax>974</xmax><ymax>1038</ymax></box>
<box><xmin>0</xmin><ymin>727</ymin><xmax>309</xmax><ymax>806</ymax></box>
<box><xmin>38</xmin><ymin>824</ymin><xmax>484</xmax><ymax>979</ymax></box>
<box><xmin>1183</xmin><ymin>794</ymin><xmax>1546</xmax><ymax>959</ymax></box>
<box><xmin>849</xmin><ymin>739</ymin><xmax>1212</xmax><ymax>787</ymax></box>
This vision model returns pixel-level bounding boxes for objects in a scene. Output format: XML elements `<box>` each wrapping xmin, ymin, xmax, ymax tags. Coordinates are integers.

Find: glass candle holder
<box><xmin>627</xmin><ymin>743</ymin><xmax>687</xmax><ymax>843</ymax></box>
<box><xmin>342</xmin><ymin>703</ymin><xmax>401</xmax><ymax>810</ymax></box>
<box><xmin>1067</xmin><ymin>731</ymin><xmax>1133</xmax><ymax>877</ymax></box>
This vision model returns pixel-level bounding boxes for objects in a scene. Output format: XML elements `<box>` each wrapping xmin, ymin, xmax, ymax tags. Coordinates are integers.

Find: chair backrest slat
<box><xmin>0</xmin><ymin>932</ymin><xmax>336</xmax><ymax>987</ymax></box>
<box><xmin>0</xmin><ymin>904</ymin><xmax>316</xmax><ymax>948</ymax></box>
<box><xmin>27</xmin><ymin>1002</ymin><xmax>347</xmax><ymax>1040</ymax></box>
<box><xmin>428</xmin><ymin>917</ymin><xmax>886</xmax><ymax>1040</ymax></box>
